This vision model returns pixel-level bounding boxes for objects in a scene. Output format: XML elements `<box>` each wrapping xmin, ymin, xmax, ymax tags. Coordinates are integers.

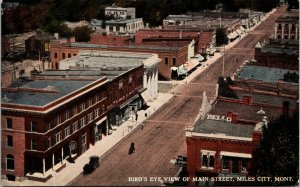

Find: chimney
<box><xmin>227</xmin><ymin>111</ymin><xmax>233</xmax><ymax>118</ymax></box>
<box><xmin>243</xmin><ymin>95</ymin><xmax>252</xmax><ymax>105</ymax></box>
<box><xmin>231</xmin><ymin>113</ymin><xmax>238</xmax><ymax>123</ymax></box>
<box><xmin>282</xmin><ymin>101</ymin><xmax>290</xmax><ymax>117</ymax></box>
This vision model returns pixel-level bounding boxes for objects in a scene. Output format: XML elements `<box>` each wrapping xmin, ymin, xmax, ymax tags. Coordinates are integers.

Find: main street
<box><xmin>70</xmin><ymin>6</ymin><xmax>286</xmax><ymax>186</ymax></box>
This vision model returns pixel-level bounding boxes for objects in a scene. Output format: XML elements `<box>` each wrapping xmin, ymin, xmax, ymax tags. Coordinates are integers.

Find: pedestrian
<box><xmin>145</xmin><ymin>112</ymin><xmax>147</xmax><ymax>118</ymax></box>
<box><xmin>135</xmin><ymin>113</ymin><xmax>138</xmax><ymax>121</ymax></box>
<box><xmin>141</xmin><ymin>123</ymin><xmax>144</xmax><ymax>130</ymax></box>
<box><xmin>128</xmin><ymin>142</ymin><xmax>135</xmax><ymax>154</ymax></box>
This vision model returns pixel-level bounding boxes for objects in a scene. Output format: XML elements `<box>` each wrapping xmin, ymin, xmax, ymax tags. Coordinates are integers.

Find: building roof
<box><xmin>209</xmin><ymin>100</ymin><xmax>286</xmax><ymax>122</ymax></box>
<box><xmin>276</xmin><ymin>16</ymin><xmax>299</xmax><ymax>23</ymax></box>
<box><xmin>63</xmin><ymin>42</ymin><xmax>182</xmax><ymax>51</ymax></box>
<box><xmin>2</xmin><ymin>79</ymin><xmax>94</xmax><ymax>106</ymax></box>
<box><xmin>59</xmin><ymin>50</ymin><xmax>159</xmax><ymax>75</ymax></box>
<box><xmin>106</xmin><ymin>18</ymin><xmax>143</xmax><ymax>25</ymax></box>
<box><xmin>261</xmin><ymin>40</ymin><xmax>299</xmax><ymax>55</ymax></box>
<box><xmin>234</xmin><ymin>91</ymin><xmax>297</xmax><ymax>108</ymax></box>
<box><xmin>237</xmin><ymin>65</ymin><xmax>298</xmax><ymax>83</ymax></box>
<box><xmin>193</xmin><ymin>119</ymin><xmax>255</xmax><ymax>138</ymax></box>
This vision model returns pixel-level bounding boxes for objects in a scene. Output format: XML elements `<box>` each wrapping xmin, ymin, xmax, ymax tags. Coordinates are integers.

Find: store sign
<box><xmin>207</xmin><ymin>114</ymin><xmax>232</xmax><ymax>122</ymax></box>
<box><xmin>175</xmin><ymin>155</ymin><xmax>187</xmax><ymax>167</ymax></box>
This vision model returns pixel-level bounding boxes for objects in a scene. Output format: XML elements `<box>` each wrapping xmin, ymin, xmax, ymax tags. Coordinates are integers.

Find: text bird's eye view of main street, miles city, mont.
<box><xmin>0</xmin><ymin>0</ymin><xmax>299</xmax><ymax>186</ymax></box>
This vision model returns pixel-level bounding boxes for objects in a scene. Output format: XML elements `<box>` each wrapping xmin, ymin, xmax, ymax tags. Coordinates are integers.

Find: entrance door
<box><xmin>81</xmin><ymin>133</ymin><xmax>87</xmax><ymax>154</ymax></box>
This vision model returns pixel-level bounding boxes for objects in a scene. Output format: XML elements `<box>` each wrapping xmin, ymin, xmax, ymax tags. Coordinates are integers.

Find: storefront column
<box><xmin>52</xmin><ymin>154</ymin><xmax>55</xmax><ymax>170</ymax></box>
<box><xmin>282</xmin><ymin>24</ymin><xmax>284</xmax><ymax>38</ymax></box>
<box><xmin>143</xmin><ymin>74</ymin><xmax>147</xmax><ymax>89</ymax></box>
<box><xmin>274</xmin><ymin>23</ymin><xmax>278</xmax><ymax>37</ymax></box>
<box><xmin>155</xmin><ymin>68</ymin><xmax>158</xmax><ymax>98</ymax></box>
<box><xmin>43</xmin><ymin>158</ymin><xmax>45</xmax><ymax>176</ymax></box>
<box><xmin>296</xmin><ymin>26</ymin><xmax>298</xmax><ymax>39</ymax></box>
<box><xmin>61</xmin><ymin>147</ymin><xmax>64</xmax><ymax>164</ymax></box>
<box><xmin>106</xmin><ymin>119</ymin><xmax>108</xmax><ymax>136</ymax></box>
<box><xmin>288</xmin><ymin>24</ymin><xmax>292</xmax><ymax>39</ymax></box>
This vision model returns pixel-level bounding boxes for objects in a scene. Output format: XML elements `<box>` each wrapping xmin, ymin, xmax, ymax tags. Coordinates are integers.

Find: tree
<box><xmin>73</xmin><ymin>26</ymin><xmax>93</xmax><ymax>42</ymax></box>
<box><xmin>216</xmin><ymin>28</ymin><xmax>228</xmax><ymax>46</ymax></box>
<box><xmin>249</xmin><ymin>106</ymin><xmax>299</xmax><ymax>186</ymax></box>
<box><xmin>218</xmin><ymin>77</ymin><xmax>238</xmax><ymax>99</ymax></box>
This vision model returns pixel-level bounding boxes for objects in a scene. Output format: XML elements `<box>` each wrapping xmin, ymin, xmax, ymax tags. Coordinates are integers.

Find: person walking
<box><xmin>135</xmin><ymin>113</ymin><xmax>138</xmax><ymax>121</ymax></box>
<box><xmin>141</xmin><ymin>123</ymin><xmax>144</xmax><ymax>130</ymax></box>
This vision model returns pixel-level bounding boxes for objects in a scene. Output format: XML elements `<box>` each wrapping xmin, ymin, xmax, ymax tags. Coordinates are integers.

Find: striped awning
<box><xmin>220</xmin><ymin>151</ymin><xmax>252</xmax><ymax>158</ymax></box>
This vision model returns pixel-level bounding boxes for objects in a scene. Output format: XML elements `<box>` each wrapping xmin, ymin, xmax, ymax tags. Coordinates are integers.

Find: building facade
<box><xmin>50</xmin><ymin>42</ymin><xmax>189</xmax><ymax>80</ymax></box>
<box><xmin>254</xmin><ymin>39</ymin><xmax>299</xmax><ymax>70</ymax></box>
<box><xmin>105</xmin><ymin>4</ymin><xmax>136</xmax><ymax>19</ymax></box>
<box><xmin>274</xmin><ymin>16</ymin><xmax>299</xmax><ymax>40</ymax></box>
<box><xmin>1</xmin><ymin>51</ymin><xmax>158</xmax><ymax>181</ymax></box>
<box><xmin>105</xmin><ymin>18</ymin><xmax>144</xmax><ymax>35</ymax></box>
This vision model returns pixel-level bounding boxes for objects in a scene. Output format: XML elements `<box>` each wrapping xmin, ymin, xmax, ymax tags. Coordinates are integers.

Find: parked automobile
<box><xmin>83</xmin><ymin>156</ymin><xmax>100</xmax><ymax>174</ymax></box>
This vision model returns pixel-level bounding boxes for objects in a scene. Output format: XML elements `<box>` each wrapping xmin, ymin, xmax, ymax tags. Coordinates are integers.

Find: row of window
<box><xmin>164</xmin><ymin>57</ymin><xmax>177</xmax><ymax>66</ymax></box>
<box><xmin>54</xmin><ymin>52</ymin><xmax>77</xmax><ymax>59</ymax></box>
<box><xmin>277</xmin><ymin>23</ymin><xmax>297</xmax><ymax>30</ymax></box>
<box><xmin>201</xmin><ymin>153</ymin><xmax>248</xmax><ymax>173</ymax></box>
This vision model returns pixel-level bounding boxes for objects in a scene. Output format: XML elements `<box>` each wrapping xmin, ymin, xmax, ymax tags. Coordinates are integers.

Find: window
<box><xmin>278</xmin><ymin>24</ymin><xmax>282</xmax><ymax>30</ymax></box>
<box><xmin>95</xmin><ymin>95</ymin><xmax>99</xmax><ymax>103</ymax></box>
<box><xmin>62</xmin><ymin>53</ymin><xmax>65</xmax><ymax>59</ymax></box>
<box><xmin>54</xmin><ymin>53</ymin><xmax>58</xmax><ymax>59</ymax></box>
<box><xmin>64</xmin><ymin>126</ymin><xmax>70</xmax><ymax>138</ymax></box>
<box><xmin>65</xmin><ymin>111</ymin><xmax>69</xmax><ymax>120</ymax></box>
<box><xmin>202</xmin><ymin>155</ymin><xmax>208</xmax><ymax>167</ymax></box>
<box><xmin>55</xmin><ymin>132</ymin><xmax>62</xmax><ymax>144</ymax></box>
<box><xmin>88</xmin><ymin>99</ymin><xmax>92</xmax><ymax>107</ymax></box>
<box><xmin>109</xmin><ymin>26</ymin><xmax>113</xmax><ymax>31</ymax></box>
<box><xmin>47</xmin><ymin>137</ymin><xmax>51</xmax><ymax>149</ymax></box>
<box><xmin>47</xmin><ymin>122</ymin><xmax>51</xmax><ymax>131</ymax></box>
<box><xmin>80</xmin><ymin>103</ymin><xmax>85</xmax><ymax>111</ymax></box>
<box><xmin>6</xmin><ymin>155</ymin><xmax>14</xmax><ymax>170</ymax></box>
<box><xmin>222</xmin><ymin>156</ymin><xmax>229</xmax><ymax>170</ymax></box>
<box><xmin>173</xmin><ymin>58</ymin><xmax>176</xmax><ymax>66</ymax></box>
<box><xmin>57</xmin><ymin>115</ymin><xmax>61</xmax><ymax>125</ymax></box>
<box><xmin>6</xmin><ymin>118</ymin><xmax>12</xmax><ymax>129</ymax></box>
<box><xmin>95</xmin><ymin>108</ymin><xmax>99</xmax><ymax>118</ymax></box>
<box><xmin>101</xmin><ymin>105</ymin><xmax>105</xmax><ymax>114</ymax></box>
<box><xmin>72</xmin><ymin>121</ymin><xmax>78</xmax><ymax>132</ymax></box>
<box><xmin>87</xmin><ymin>112</ymin><xmax>93</xmax><ymax>123</ymax></box>
<box><xmin>74</xmin><ymin>53</ymin><xmax>77</xmax><ymax>56</ymax></box>
<box><xmin>30</xmin><ymin>121</ymin><xmax>37</xmax><ymax>132</ymax></box>
<box><xmin>116</xmin><ymin>26</ymin><xmax>120</xmax><ymax>31</ymax></box>
<box><xmin>73</xmin><ymin>106</ymin><xmax>77</xmax><ymax>116</ymax></box>
<box><xmin>31</xmin><ymin>140</ymin><xmax>37</xmax><ymax>150</ymax></box>
<box><xmin>7</xmin><ymin>135</ymin><xmax>13</xmax><ymax>147</ymax></box>
<box><xmin>292</xmin><ymin>24</ymin><xmax>296</xmax><ymax>31</ymax></box>
<box><xmin>68</xmin><ymin>53</ymin><xmax>71</xmax><ymax>58</ymax></box>
<box><xmin>201</xmin><ymin>150</ymin><xmax>215</xmax><ymax>169</ymax></box>
<box><xmin>165</xmin><ymin>57</ymin><xmax>168</xmax><ymax>64</ymax></box>
<box><xmin>80</xmin><ymin>117</ymin><xmax>85</xmax><ymax>128</ymax></box>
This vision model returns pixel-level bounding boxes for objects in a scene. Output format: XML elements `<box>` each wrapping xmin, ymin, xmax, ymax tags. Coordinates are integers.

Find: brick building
<box><xmin>25</xmin><ymin>30</ymin><xmax>55</xmax><ymax>59</ymax></box>
<box><xmin>89</xmin><ymin>33</ymin><xmax>131</xmax><ymax>46</ymax></box>
<box><xmin>105</xmin><ymin>18</ymin><xmax>144</xmax><ymax>35</ymax></box>
<box><xmin>50</xmin><ymin>41</ymin><xmax>190</xmax><ymax>80</ymax></box>
<box><xmin>105</xmin><ymin>3</ymin><xmax>136</xmax><ymax>19</ymax></box>
<box><xmin>134</xmin><ymin>29</ymin><xmax>215</xmax><ymax>54</ymax></box>
<box><xmin>186</xmin><ymin>84</ymin><xmax>297</xmax><ymax>185</ymax></box>
<box><xmin>254</xmin><ymin>39</ymin><xmax>299</xmax><ymax>70</ymax></box>
<box><xmin>1</xmin><ymin>51</ymin><xmax>159</xmax><ymax>181</ymax></box>
<box><xmin>274</xmin><ymin>16</ymin><xmax>299</xmax><ymax>40</ymax></box>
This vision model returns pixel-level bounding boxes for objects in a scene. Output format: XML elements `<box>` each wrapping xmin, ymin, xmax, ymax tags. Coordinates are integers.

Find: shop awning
<box><xmin>220</xmin><ymin>151</ymin><xmax>252</xmax><ymax>158</ymax></box>
<box><xmin>140</xmin><ymin>90</ymin><xmax>152</xmax><ymax>104</ymax></box>
<box><xmin>194</xmin><ymin>54</ymin><xmax>205</xmax><ymax>62</ymax></box>
<box><xmin>95</xmin><ymin>116</ymin><xmax>107</xmax><ymax>125</ymax></box>
<box><xmin>119</xmin><ymin>94</ymin><xmax>139</xmax><ymax>109</ymax></box>
<box><xmin>178</xmin><ymin>65</ymin><xmax>187</xmax><ymax>75</ymax></box>
<box><xmin>229</xmin><ymin>32</ymin><xmax>238</xmax><ymax>39</ymax></box>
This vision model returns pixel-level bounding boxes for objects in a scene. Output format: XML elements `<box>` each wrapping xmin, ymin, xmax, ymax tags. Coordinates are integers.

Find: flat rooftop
<box><xmin>106</xmin><ymin>18</ymin><xmax>142</xmax><ymax>24</ymax></box>
<box><xmin>237</xmin><ymin>65</ymin><xmax>298</xmax><ymax>83</ymax></box>
<box><xmin>235</xmin><ymin>91</ymin><xmax>297</xmax><ymax>108</ymax></box>
<box><xmin>2</xmin><ymin>79</ymin><xmax>94</xmax><ymax>106</ymax></box>
<box><xmin>209</xmin><ymin>100</ymin><xmax>287</xmax><ymax>122</ymax></box>
<box><xmin>59</xmin><ymin>50</ymin><xmax>158</xmax><ymax>71</ymax></box>
<box><xmin>193</xmin><ymin>119</ymin><xmax>255</xmax><ymax>138</ymax></box>
<box><xmin>261</xmin><ymin>39</ymin><xmax>299</xmax><ymax>55</ymax></box>
<box><xmin>63</xmin><ymin>42</ymin><xmax>182</xmax><ymax>51</ymax></box>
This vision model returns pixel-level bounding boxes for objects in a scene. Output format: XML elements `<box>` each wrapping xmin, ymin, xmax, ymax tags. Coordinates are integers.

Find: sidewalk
<box><xmin>1</xmin><ymin>93</ymin><xmax>173</xmax><ymax>187</ymax></box>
